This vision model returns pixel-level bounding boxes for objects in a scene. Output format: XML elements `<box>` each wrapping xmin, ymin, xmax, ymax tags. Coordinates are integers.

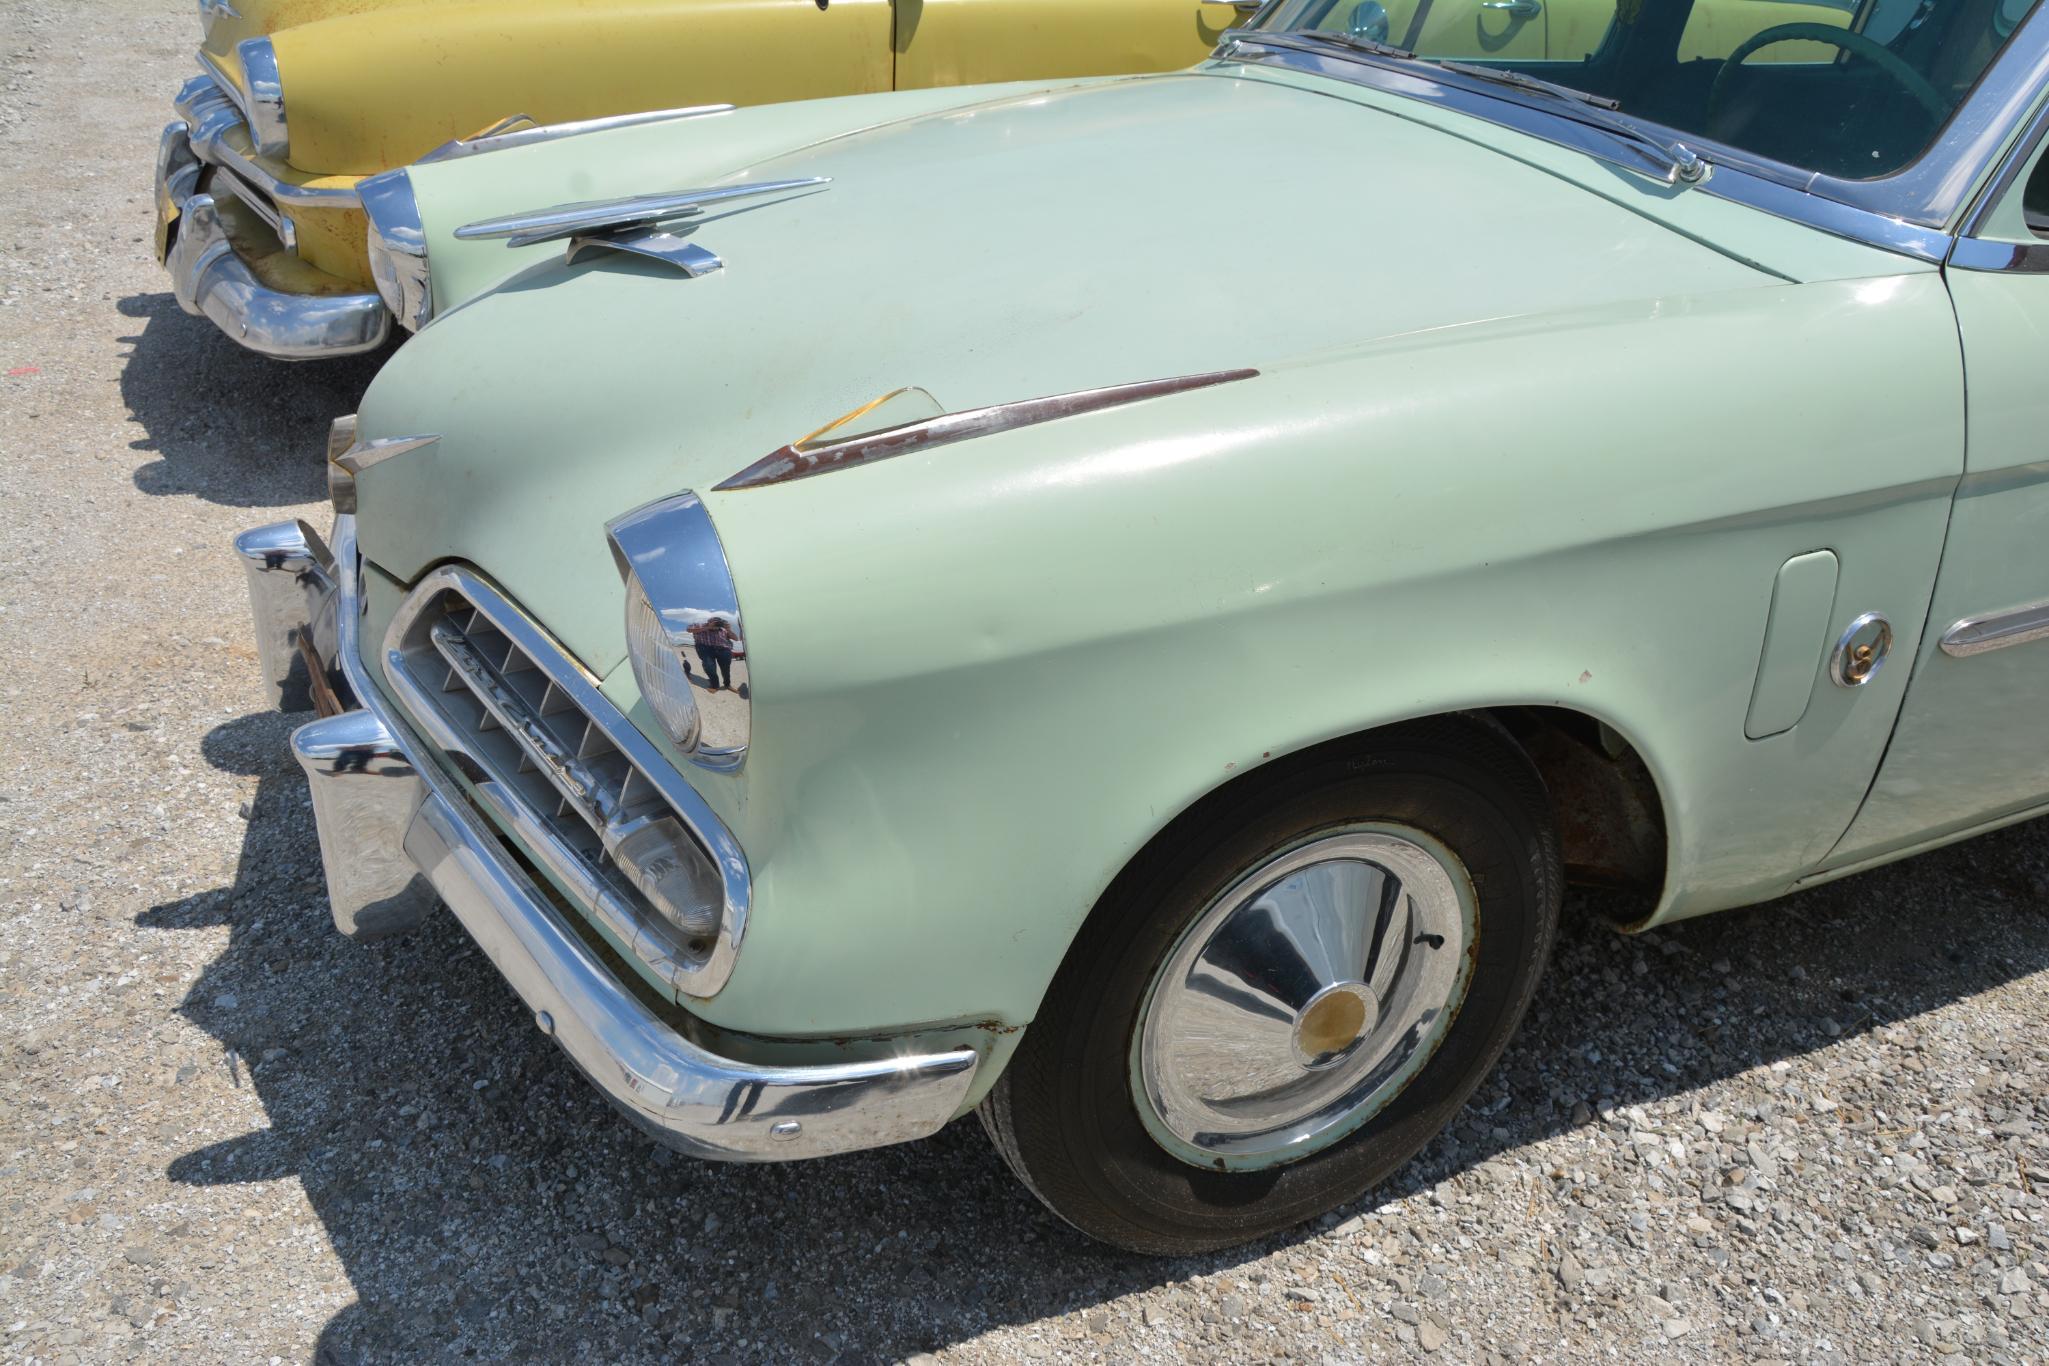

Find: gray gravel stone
<box><xmin>3</xmin><ymin>5</ymin><xmax>2049</xmax><ymax>1365</ymax></box>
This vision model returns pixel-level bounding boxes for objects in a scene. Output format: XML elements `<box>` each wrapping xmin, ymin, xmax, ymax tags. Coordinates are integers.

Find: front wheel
<box><xmin>979</xmin><ymin>717</ymin><xmax>1561</xmax><ymax>1254</ymax></box>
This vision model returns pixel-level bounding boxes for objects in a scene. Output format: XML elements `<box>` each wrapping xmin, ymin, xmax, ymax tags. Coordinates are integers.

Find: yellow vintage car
<box><xmin>157</xmin><ymin>0</ymin><xmax>1851</xmax><ymax>359</ymax></box>
<box><xmin>155</xmin><ymin>0</ymin><xmax>1249</xmax><ymax>359</ymax></box>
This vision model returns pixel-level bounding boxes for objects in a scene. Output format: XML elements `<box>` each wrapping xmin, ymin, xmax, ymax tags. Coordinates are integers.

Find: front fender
<box><xmin>672</xmin><ymin>273</ymin><xmax>1961</xmax><ymax>1038</ymax></box>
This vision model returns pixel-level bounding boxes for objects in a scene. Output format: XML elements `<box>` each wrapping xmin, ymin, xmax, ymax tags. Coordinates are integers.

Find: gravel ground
<box><xmin>5</xmin><ymin>3</ymin><xmax>2049</xmax><ymax>1363</ymax></box>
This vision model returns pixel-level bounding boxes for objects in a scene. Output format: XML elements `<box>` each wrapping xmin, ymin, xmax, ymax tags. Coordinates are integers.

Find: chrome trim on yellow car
<box><xmin>1940</xmin><ymin>600</ymin><xmax>2049</xmax><ymax>658</ymax></box>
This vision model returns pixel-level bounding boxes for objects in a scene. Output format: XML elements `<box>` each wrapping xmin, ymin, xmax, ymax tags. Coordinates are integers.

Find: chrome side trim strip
<box><xmin>1940</xmin><ymin>600</ymin><xmax>2049</xmax><ymax>657</ymax></box>
<box><xmin>716</xmin><ymin>369</ymin><xmax>1262</xmax><ymax>491</ymax></box>
<box><xmin>417</xmin><ymin>104</ymin><xmax>734</xmax><ymax>163</ymax></box>
<box><xmin>235</xmin><ymin>37</ymin><xmax>289</xmax><ymax>160</ymax></box>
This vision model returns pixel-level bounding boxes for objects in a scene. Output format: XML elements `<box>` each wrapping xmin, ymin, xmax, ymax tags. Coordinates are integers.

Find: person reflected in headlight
<box><xmin>688</xmin><ymin>616</ymin><xmax>738</xmax><ymax>692</ymax></box>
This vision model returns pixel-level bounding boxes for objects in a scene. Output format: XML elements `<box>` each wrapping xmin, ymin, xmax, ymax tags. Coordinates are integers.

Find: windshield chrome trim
<box><xmin>1220</xmin><ymin>5</ymin><xmax>2049</xmax><ymax>243</ymax></box>
<box><xmin>1959</xmin><ymin>84</ymin><xmax>2049</xmax><ymax>240</ymax></box>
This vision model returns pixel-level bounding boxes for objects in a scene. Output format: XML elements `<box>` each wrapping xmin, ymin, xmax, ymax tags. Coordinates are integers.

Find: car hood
<box><xmin>356</xmin><ymin>70</ymin><xmax>1771</xmax><ymax>675</ymax></box>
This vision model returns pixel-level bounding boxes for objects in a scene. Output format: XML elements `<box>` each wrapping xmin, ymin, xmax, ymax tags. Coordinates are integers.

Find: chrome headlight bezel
<box><xmin>235</xmin><ymin>37</ymin><xmax>289</xmax><ymax>160</ymax></box>
<box><xmin>361</xmin><ymin>169</ymin><xmax>434</xmax><ymax>332</ymax></box>
<box><xmin>608</xmin><ymin>493</ymin><xmax>750</xmax><ymax>772</ymax></box>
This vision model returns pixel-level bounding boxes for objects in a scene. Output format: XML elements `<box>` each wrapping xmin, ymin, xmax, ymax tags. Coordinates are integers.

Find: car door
<box><xmin>893</xmin><ymin>0</ymin><xmax>1233</xmax><ymax>88</ymax></box>
<box><xmin>1821</xmin><ymin>119</ymin><xmax>2049</xmax><ymax>870</ymax></box>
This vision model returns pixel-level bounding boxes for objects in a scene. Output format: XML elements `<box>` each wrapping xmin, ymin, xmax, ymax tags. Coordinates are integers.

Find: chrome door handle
<box><xmin>1480</xmin><ymin>0</ymin><xmax>1543</xmax><ymax>13</ymax></box>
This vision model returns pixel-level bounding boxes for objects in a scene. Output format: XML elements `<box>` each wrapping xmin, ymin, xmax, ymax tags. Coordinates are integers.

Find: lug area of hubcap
<box><xmin>1131</xmin><ymin>826</ymin><xmax>1478</xmax><ymax>1172</ymax></box>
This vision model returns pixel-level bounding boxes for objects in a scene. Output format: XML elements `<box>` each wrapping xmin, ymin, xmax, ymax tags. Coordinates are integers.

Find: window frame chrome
<box><xmin>1949</xmin><ymin>83</ymin><xmax>2049</xmax><ymax>271</ymax></box>
<box><xmin>381</xmin><ymin>565</ymin><xmax>752</xmax><ymax>999</ymax></box>
<box><xmin>1219</xmin><ymin>2</ymin><xmax>2049</xmax><ymax>255</ymax></box>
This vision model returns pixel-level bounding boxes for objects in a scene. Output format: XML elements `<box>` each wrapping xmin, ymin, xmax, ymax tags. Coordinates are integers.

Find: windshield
<box><xmin>1246</xmin><ymin>0</ymin><xmax>2041</xmax><ymax>180</ymax></box>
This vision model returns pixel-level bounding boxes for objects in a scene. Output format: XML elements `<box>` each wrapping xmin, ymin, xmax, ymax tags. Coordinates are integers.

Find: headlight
<box><xmin>235</xmin><ymin>37</ymin><xmax>289</xmax><ymax>159</ymax></box>
<box><xmin>361</xmin><ymin>169</ymin><xmax>433</xmax><ymax>332</ymax></box>
<box><xmin>624</xmin><ymin>574</ymin><xmax>703</xmax><ymax>751</ymax></box>
<box><xmin>608</xmin><ymin>492</ymin><xmax>750</xmax><ymax>771</ymax></box>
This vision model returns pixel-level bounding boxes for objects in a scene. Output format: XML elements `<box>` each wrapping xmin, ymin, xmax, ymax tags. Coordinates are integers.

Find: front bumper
<box><xmin>233</xmin><ymin>517</ymin><xmax>980</xmax><ymax>1160</ymax></box>
<box><xmin>156</xmin><ymin>77</ymin><xmax>390</xmax><ymax>360</ymax></box>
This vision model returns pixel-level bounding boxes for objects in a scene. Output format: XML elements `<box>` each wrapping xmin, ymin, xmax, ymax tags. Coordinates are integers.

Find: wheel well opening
<box><xmin>1480</xmin><ymin>706</ymin><xmax>1669</xmax><ymax>908</ymax></box>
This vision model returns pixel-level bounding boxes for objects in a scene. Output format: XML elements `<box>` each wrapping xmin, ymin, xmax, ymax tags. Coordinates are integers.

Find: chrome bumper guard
<box><xmin>234</xmin><ymin>516</ymin><xmax>980</xmax><ymax>1160</ymax></box>
<box><xmin>156</xmin><ymin>94</ymin><xmax>390</xmax><ymax>360</ymax></box>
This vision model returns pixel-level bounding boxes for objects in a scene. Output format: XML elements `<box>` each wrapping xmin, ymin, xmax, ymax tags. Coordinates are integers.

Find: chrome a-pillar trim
<box><xmin>251</xmin><ymin>517</ymin><xmax>980</xmax><ymax>1159</ymax></box>
<box><xmin>235</xmin><ymin>37</ymin><xmax>289</xmax><ymax>159</ymax></box>
<box><xmin>608</xmin><ymin>493</ymin><xmax>751</xmax><ymax>771</ymax></box>
<box><xmin>1940</xmin><ymin>600</ymin><xmax>2049</xmax><ymax>658</ymax></box>
<box><xmin>1948</xmin><ymin>237</ymin><xmax>2049</xmax><ymax>274</ymax></box>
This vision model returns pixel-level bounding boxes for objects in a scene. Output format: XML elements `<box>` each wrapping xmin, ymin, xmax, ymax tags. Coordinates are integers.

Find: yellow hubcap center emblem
<box><xmin>1292</xmin><ymin>982</ymin><xmax>1379</xmax><ymax>1070</ymax></box>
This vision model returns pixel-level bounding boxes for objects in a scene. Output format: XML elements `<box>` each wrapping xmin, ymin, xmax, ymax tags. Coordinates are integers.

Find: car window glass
<box><xmin>1857</xmin><ymin>0</ymin><xmax>1924</xmax><ymax>45</ymax></box>
<box><xmin>1251</xmin><ymin>0</ymin><xmax>2043</xmax><ymax>180</ymax></box>
<box><xmin>1678</xmin><ymin>0</ymin><xmax>1858</xmax><ymax>63</ymax></box>
<box><xmin>2023</xmin><ymin>140</ymin><xmax>2049</xmax><ymax>237</ymax></box>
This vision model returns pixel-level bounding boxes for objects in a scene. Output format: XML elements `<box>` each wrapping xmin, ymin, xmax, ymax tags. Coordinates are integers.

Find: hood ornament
<box><xmin>454</xmin><ymin>177</ymin><xmax>830</xmax><ymax>279</ymax></box>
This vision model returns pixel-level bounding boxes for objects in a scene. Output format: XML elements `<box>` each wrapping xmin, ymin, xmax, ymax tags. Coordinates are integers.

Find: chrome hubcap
<box><xmin>1132</xmin><ymin>827</ymin><xmax>1477</xmax><ymax>1171</ymax></box>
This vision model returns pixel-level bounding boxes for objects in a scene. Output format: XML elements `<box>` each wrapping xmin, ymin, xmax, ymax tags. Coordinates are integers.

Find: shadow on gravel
<box><xmin>115</xmin><ymin>293</ymin><xmax>390</xmax><ymax>507</ymax></box>
<box><xmin>141</xmin><ymin>708</ymin><xmax>2049</xmax><ymax>1363</ymax></box>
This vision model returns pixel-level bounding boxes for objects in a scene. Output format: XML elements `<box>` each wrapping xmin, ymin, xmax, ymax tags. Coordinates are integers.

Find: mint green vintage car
<box><xmin>235</xmin><ymin>0</ymin><xmax>2049</xmax><ymax>1252</ymax></box>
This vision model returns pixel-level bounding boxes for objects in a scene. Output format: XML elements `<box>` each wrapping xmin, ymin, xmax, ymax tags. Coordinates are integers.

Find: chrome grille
<box><xmin>175</xmin><ymin>75</ymin><xmax>287</xmax><ymax>236</ymax></box>
<box><xmin>380</xmin><ymin>569</ymin><xmax>749</xmax><ymax>998</ymax></box>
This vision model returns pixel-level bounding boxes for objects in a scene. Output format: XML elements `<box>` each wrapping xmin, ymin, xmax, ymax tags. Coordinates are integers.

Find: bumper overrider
<box><xmin>232</xmin><ymin>516</ymin><xmax>979</xmax><ymax>1160</ymax></box>
<box><xmin>156</xmin><ymin>74</ymin><xmax>389</xmax><ymax>360</ymax></box>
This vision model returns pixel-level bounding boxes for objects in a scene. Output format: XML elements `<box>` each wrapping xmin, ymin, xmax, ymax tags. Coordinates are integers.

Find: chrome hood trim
<box><xmin>715</xmin><ymin>370</ymin><xmax>1260</xmax><ymax>491</ymax></box>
